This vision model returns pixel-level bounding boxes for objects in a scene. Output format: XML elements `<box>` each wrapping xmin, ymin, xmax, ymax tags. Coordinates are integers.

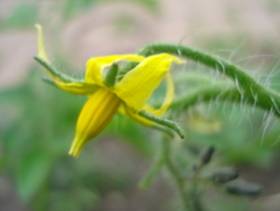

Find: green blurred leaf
<box><xmin>3</xmin><ymin>3</ymin><xmax>37</xmax><ymax>28</ymax></box>
<box><xmin>16</xmin><ymin>150</ymin><xmax>53</xmax><ymax>201</ymax></box>
<box><xmin>63</xmin><ymin>0</ymin><xmax>98</xmax><ymax>19</ymax></box>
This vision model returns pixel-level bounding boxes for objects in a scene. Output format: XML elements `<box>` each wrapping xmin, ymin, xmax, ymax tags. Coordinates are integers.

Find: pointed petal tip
<box><xmin>68</xmin><ymin>145</ymin><xmax>81</xmax><ymax>158</ymax></box>
<box><xmin>68</xmin><ymin>150</ymin><xmax>80</xmax><ymax>158</ymax></box>
<box><xmin>68</xmin><ymin>136</ymin><xmax>83</xmax><ymax>158</ymax></box>
<box><xmin>34</xmin><ymin>23</ymin><xmax>49</xmax><ymax>61</ymax></box>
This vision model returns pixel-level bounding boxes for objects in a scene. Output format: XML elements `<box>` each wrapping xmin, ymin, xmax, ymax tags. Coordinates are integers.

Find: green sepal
<box><xmin>138</xmin><ymin>111</ymin><xmax>184</xmax><ymax>139</ymax></box>
<box><xmin>104</xmin><ymin>63</ymin><xmax>119</xmax><ymax>87</ymax></box>
<box><xmin>34</xmin><ymin>56</ymin><xmax>80</xmax><ymax>82</ymax></box>
<box><xmin>117</xmin><ymin>61</ymin><xmax>139</xmax><ymax>81</ymax></box>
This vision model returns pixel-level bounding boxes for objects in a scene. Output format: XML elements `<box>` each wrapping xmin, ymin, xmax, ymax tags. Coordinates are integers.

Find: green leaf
<box><xmin>16</xmin><ymin>150</ymin><xmax>53</xmax><ymax>202</ymax></box>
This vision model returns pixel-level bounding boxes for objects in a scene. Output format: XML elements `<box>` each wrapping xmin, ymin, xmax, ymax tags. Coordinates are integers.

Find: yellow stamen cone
<box><xmin>69</xmin><ymin>88</ymin><xmax>121</xmax><ymax>157</ymax></box>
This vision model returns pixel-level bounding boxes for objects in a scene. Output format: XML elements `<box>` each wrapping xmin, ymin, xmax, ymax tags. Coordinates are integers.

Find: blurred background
<box><xmin>0</xmin><ymin>0</ymin><xmax>280</xmax><ymax>210</ymax></box>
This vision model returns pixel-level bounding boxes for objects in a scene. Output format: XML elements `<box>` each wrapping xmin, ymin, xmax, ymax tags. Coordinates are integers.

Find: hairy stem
<box><xmin>171</xmin><ymin>84</ymin><xmax>280</xmax><ymax>117</ymax></box>
<box><xmin>161</xmin><ymin>137</ymin><xmax>199</xmax><ymax>211</ymax></box>
<box><xmin>140</xmin><ymin>136</ymin><xmax>208</xmax><ymax>210</ymax></box>
<box><xmin>161</xmin><ymin>137</ymin><xmax>193</xmax><ymax>211</ymax></box>
<box><xmin>139</xmin><ymin>43</ymin><xmax>280</xmax><ymax>116</ymax></box>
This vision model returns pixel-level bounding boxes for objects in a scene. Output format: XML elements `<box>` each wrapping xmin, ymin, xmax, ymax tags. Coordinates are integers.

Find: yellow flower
<box><xmin>35</xmin><ymin>24</ymin><xmax>183</xmax><ymax>157</ymax></box>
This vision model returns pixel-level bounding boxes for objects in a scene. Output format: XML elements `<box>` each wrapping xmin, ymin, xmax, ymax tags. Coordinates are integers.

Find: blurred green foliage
<box><xmin>63</xmin><ymin>0</ymin><xmax>99</xmax><ymax>19</ymax></box>
<box><xmin>0</xmin><ymin>0</ymin><xmax>158</xmax><ymax>29</ymax></box>
<box><xmin>1</xmin><ymin>3</ymin><xmax>37</xmax><ymax>29</ymax></box>
<box><xmin>63</xmin><ymin>0</ymin><xmax>158</xmax><ymax>19</ymax></box>
<box><xmin>133</xmin><ymin>0</ymin><xmax>158</xmax><ymax>10</ymax></box>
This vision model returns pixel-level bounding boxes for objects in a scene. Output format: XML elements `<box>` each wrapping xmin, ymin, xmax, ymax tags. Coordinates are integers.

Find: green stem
<box><xmin>139</xmin><ymin>43</ymin><xmax>280</xmax><ymax>116</ymax></box>
<box><xmin>171</xmin><ymin>85</ymin><xmax>239</xmax><ymax>110</ymax></box>
<box><xmin>104</xmin><ymin>63</ymin><xmax>119</xmax><ymax>87</ymax></box>
<box><xmin>161</xmin><ymin>137</ymin><xmax>192</xmax><ymax>211</ymax></box>
<box><xmin>172</xmin><ymin>84</ymin><xmax>280</xmax><ymax>116</ymax></box>
<box><xmin>138</xmin><ymin>140</ymin><xmax>166</xmax><ymax>189</ymax></box>
<box><xmin>140</xmin><ymin>137</ymin><xmax>205</xmax><ymax>210</ymax></box>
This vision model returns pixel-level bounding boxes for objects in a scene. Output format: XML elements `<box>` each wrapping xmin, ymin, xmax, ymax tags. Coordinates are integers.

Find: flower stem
<box><xmin>171</xmin><ymin>83</ymin><xmax>280</xmax><ymax>117</ymax></box>
<box><xmin>138</xmin><ymin>140</ymin><xmax>165</xmax><ymax>189</ymax></box>
<box><xmin>161</xmin><ymin>137</ymin><xmax>193</xmax><ymax>211</ymax></box>
<box><xmin>139</xmin><ymin>43</ymin><xmax>280</xmax><ymax>117</ymax></box>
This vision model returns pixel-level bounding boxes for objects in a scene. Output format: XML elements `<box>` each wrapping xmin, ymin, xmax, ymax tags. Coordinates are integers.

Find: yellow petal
<box><xmin>53</xmin><ymin>81</ymin><xmax>98</xmax><ymax>95</ymax></box>
<box><xmin>35</xmin><ymin>24</ymin><xmax>49</xmax><ymax>62</ymax></box>
<box><xmin>120</xmin><ymin>73</ymin><xmax>174</xmax><ymax>125</ymax></box>
<box><xmin>85</xmin><ymin>55</ymin><xmax>144</xmax><ymax>85</ymax></box>
<box><xmin>143</xmin><ymin>73</ymin><xmax>174</xmax><ymax>116</ymax></box>
<box><xmin>69</xmin><ymin>88</ymin><xmax>121</xmax><ymax>157</ymax></box>
<box><xmin>114</xmin><ymin>53</ymin><xmax>180</xmax><ymax>111</ymax></box>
